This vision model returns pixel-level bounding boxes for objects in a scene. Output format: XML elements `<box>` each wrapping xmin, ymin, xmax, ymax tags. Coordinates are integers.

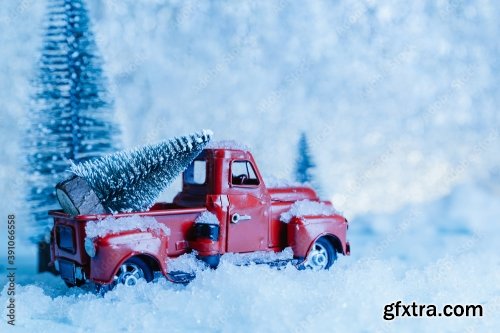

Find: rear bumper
<box><xmin>56</xmin><ymin>258</ymin><xmax>86</xmax><ymax>284</ymax></box>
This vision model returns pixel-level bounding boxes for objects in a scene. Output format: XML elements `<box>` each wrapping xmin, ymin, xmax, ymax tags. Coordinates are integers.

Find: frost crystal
<box><xmin>85</xmin><ymin>215</ymin><xmax>170</xmax><ymax>239</ymax></box>
<box><xmin>280</xmin><ymin>200</ymin><xmax>339</xmax><ymax>223</ymax></box>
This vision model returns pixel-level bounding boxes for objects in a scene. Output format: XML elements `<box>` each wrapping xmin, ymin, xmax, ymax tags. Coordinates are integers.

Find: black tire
<box><xmin>304</xmin><ymin>237</ymin><xmax>337</xmax><ymax>270</ymax></box>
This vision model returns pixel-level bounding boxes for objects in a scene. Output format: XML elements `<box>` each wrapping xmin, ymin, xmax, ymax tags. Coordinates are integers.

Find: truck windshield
<box><xmin>183</xmin><ymin>160</ymin><xmax>207</xmax><ymax>185</ymax></box>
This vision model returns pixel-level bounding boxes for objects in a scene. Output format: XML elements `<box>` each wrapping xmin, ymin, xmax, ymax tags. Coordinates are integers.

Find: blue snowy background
<box><xmin>1</xmin><ymin>0</ymin><xmax>499</xmax><ymax>332</ymax></box>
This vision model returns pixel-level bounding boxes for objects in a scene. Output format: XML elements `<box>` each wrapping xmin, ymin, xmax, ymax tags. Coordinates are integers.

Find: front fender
<box><xmin>287</xmin><ymin>215</ymin><xmax>347</xmax><ymax>258</ymax></box>
<box><xmin>89</xmin><ymin>232</ymin><xmax>167</xmax><ymax>284</ymax></box>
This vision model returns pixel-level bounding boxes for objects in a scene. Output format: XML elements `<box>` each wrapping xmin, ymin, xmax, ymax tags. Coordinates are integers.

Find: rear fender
<box><xmin>89</xmin><ymin>231</ymin><xmax>168</xmax><ymax>284</ymax></box>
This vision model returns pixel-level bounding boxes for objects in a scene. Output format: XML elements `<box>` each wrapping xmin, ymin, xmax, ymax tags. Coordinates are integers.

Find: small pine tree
<box><xmin>70</xmin><ymin>130</ymin><xmax>212</xmax><ymax>213</ymax></box>
<box><xmin>25</xmin><ymin>0</ymin><xmax>119</xmax><ymax>241</ymax></box>
<box><xmin>294</xmin><ymin>132</ymin><xmax>318</xmax><ymax>187</ymax></box>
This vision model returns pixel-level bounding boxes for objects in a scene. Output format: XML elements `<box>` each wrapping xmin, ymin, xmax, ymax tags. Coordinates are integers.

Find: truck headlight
<box><xmin>84</xmin><ymin>237</ymin><xmax>96</xmax><ymax>258</ymax></box>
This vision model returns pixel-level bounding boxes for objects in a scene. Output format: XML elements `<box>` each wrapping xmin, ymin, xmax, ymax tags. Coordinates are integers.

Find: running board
<box><xmin>166</xmin><ymin>271</ymin><xmax>196</xmax><ymax>284</ymax></box>
<box><xmin>165</xmin><ymin>258</ymin><xmax>301</xmax><ymax>284</ymax></box>
<box><xmin>239</xmin><ymin>258</ymin><xmax>301</xmax><ymax>269</ymax></box>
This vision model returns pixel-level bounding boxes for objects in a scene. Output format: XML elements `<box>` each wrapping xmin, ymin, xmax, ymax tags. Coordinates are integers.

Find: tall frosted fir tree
<box><xmin>25</xmin><ymin>0</ymin><xmax>119</xmax><ymax>269</ymax></box>
<box><xmin>294</xmin><ymin>133</ymin><xmax>319</xmax><ymax>190</ymax></box>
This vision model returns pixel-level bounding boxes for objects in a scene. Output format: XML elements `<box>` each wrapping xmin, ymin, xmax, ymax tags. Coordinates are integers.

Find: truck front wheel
<box><xmin>303</xmin><ymin>237</ymin><xmax>337</xmax><ymax>270</ymax></box>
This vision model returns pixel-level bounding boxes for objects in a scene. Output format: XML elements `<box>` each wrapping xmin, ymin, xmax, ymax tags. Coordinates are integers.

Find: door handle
<box><xmin>231</xmin><ymin>213</ymin><xmax>251</xmax><ymax>224</ymax></box>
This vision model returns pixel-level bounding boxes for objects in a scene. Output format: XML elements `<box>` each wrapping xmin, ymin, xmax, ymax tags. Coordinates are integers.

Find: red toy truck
<box><xmin>49</xmin><ymin>147</ymin><xmax>350</xmax><ymax>289</ymax></box>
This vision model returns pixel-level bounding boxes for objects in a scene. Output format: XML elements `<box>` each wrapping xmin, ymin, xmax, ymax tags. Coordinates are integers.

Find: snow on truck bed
<box><xmin>85</xmin><ymin>215</ymin><xmax>171</xmax><ymax>238</ymax></box>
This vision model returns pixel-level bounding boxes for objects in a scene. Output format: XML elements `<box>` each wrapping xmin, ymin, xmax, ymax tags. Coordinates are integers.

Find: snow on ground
<box><xmin>165</xmin><ymin>252</ymin><xmax>207</xmax><ymax>274</ymax></box>
<box><xmin>1</xmin><ymin>251</ymin><xmax>498</xmax><ymax>333</ymax></box>
<box><xmin>85</xmin><ymin>215</ymin><xmax>171</xmax><ymax>239</ymax></box>
<box><xmin>1</xmin><ymin>180</ymin><xmax>499</xmax><ymax>332</ymax></box>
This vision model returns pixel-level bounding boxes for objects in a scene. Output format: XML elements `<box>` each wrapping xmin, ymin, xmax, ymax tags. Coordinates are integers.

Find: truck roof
<box><xmin>205</xmin><ymin>140</ymin><xmax>249</xmax><ymax>151</ymax></box>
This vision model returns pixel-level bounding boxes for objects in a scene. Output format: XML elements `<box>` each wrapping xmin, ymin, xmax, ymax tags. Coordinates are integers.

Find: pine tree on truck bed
<box><xmin>65</xmin><ymin>130</ymin><xmax>212</xmax><ymax>214</ymax></box>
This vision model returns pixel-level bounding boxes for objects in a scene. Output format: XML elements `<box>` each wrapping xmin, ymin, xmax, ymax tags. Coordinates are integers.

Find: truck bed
<box><xmin>48</xmin><ymin>202</ymin><xmax>206</xmax><ymax>222</ymax></box>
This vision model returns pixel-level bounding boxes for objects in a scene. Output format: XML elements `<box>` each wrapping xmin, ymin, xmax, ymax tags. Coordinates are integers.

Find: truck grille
<box><xmin>56</xmin><ymin>225</ymin><xmax>76</xmax><ymax>254</ymax></box>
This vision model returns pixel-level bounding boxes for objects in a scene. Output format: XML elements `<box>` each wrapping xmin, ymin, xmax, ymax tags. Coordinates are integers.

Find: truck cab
<box><xmin>174</xmin><ymin>147</ymin><xmax>348</xmax><ymax>263</ymax></box>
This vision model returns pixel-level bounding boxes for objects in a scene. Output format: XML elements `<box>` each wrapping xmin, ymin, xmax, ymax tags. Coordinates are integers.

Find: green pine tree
<box><xmin>294</xmin><ymin>132</ymin><xmax>321</xmax><ymax>196</ymax></box>
<box><xmin>295</xmin><ymin>132</ymin><xmax>316</xmax><ymax>184</ymax></box>
<box><xmin>71</xmin><ymin>131</ymin><xmax>212</xmax><ymax>213</ymax></box>
<box><xmin>25</xmin><ymin>0</ymin><xmax>119</xmax><ymax>241</ymax></box>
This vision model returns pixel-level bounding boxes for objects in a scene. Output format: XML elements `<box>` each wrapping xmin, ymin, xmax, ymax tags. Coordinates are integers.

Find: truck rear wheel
<box><xmin>303</xmin><ymin>237</ymin><xmax>337</xmax><ymax>270</ymax></box>
<box><xmin>114</xmin><ymin>257</ymin><xmax>154</xmax><ymax>286</ymax></box>
<box><xmin>97</xmin><ymin>257</ymin><xmax>153</xmax><ymax>293</ymax></box>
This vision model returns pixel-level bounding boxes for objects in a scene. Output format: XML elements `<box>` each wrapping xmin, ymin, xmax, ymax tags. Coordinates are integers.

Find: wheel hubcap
<box><xmin>305</xmin><ymin>242</ymin><xmax>328</xmax><ymax>270</ymax></box>
<box><xmin>115</xmin><ymin>263</ymin><xmax>144</xmax><ymax>286</ymax></box>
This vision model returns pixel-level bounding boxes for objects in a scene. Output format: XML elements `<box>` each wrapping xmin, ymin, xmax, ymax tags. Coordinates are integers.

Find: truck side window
<box><xmin>231</xmin><ymin>161</ymin><xmax>260</xmax><ymax>186</ymax></box>
<box><xmin>184</xmin><ymin>160</ymin><xmax>207</xmax><ymax>185</ymax></box>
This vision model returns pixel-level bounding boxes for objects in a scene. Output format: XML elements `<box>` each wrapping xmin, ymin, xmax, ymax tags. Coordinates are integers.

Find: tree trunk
<box><xmin>55</xmin><ymin>175</ymin><xmax>106</xmax><ymax>215</ymax></box>
<box><xmin>38</xmin><ymin>240</ymin><xmax>57</xmax><ymax>274</ymax></box>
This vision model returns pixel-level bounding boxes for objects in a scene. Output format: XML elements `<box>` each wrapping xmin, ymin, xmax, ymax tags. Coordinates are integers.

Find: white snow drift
<box><xmin>1</xmin><ymin>252</ymin><xmax>498</xmax><ymax>333</ymax></box>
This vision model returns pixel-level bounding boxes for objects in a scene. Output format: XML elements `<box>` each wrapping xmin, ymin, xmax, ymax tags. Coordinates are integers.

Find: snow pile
<box><xmin>194</xmin><ymin>211</ymin><xmax>219</xmax><ymax>225</ymax></box>
<box><xmin>85</xmin><ymin>215</ymin><xmax>170</xmax><ymax>238</ymax></box>
<box><xmin>166</xmin><ymin>252</ymin><xmax>207</xmax><ymax>273</ymax></box>
<box><xmin>280</xmin><ymin>200</ymin><xmax>340</xmax><ymax>223</ymax></box>
<box><xmin>264</xmin><ymin>176</ymin><xmax>302</xmax><ymax>188</ymax></box>
<box><xmin>221</xmin><ymin>247</ymin><xmax>294</xmax><ymax>266</ymax></box>
<box><xmin>206</xmin><ymin>140</ymin><xmax>249</xmax><ymax>151</ymax></box>
<box><xmin>1</xmin><ymin>252</ymin><xmax>498</xmax><ymax>333</ymax></box>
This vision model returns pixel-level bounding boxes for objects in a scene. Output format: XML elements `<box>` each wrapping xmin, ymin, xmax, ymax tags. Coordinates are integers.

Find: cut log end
<box><xmin>55</xmin><ymin>175</ymin><xmax>106</xmax><ymax>216</ymax></box>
